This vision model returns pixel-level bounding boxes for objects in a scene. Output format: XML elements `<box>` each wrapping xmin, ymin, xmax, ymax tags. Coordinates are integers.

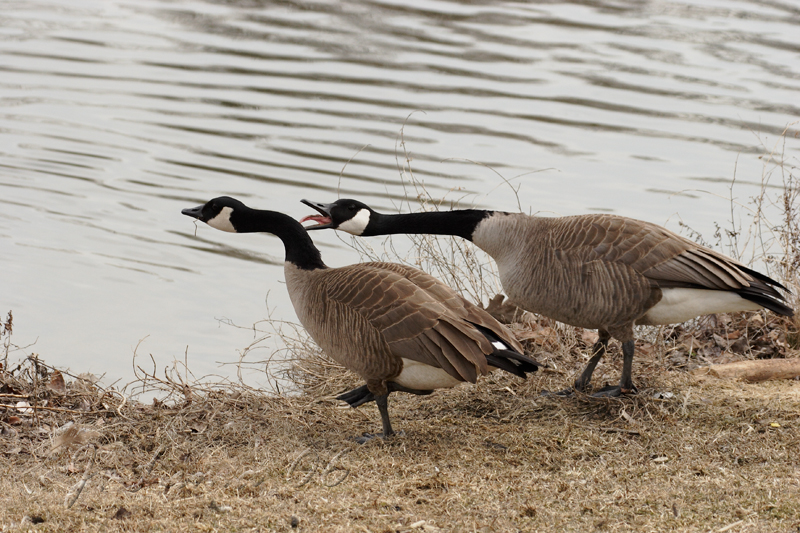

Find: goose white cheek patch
<box><xmin>338</xmin><ymin>209</ymin><xmax>370</xmax><ymax>235</ymax></box>
<box><xmin>207</xmin><ymin>206</ymin><xmax>236</xmax><ymax>233</ymax></box>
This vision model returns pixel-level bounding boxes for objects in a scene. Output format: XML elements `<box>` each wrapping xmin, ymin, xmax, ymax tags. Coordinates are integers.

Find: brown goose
<box><xmin>300</xmin><ymin>198</ymin><xmax>794</xmax><ymax>397</ymax></box>
<box><xmin>182</xmin><ymin>197</ymin><xmax>539</xmax><ymax>441</ymax></box>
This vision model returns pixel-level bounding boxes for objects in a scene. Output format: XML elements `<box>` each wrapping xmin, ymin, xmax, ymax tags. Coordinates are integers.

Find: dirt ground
<box><xmin>2</xmin><ymin>309</ymin><xmax>799</xmax><ymax>533</ymax></box>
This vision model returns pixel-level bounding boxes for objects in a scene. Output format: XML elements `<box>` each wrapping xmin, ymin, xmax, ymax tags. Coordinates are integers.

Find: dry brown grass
<box><xmin>2</xmin><ymin>312</ymin><xmax>800</xmax><ymax>533</ymax></box>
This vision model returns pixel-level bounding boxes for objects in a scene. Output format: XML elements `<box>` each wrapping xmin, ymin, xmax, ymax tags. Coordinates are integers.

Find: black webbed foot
<box><xmin>336</xmin><ymin>383</ymin><xmax>433</xmax><ymax>409</ymax></box>
<box><xmin>588</xmin><ymin>384</ymin><xmax>638</xmax><ymax>398</ymax></box>
<box><xmin>351</xmin><ymin>430</ymin><xmax>406</xmax><ymax>445</ymax></box>
<box><xmin>337</xmin><ymin>384</ymin><xmax>374</xmax><ymax>408</ymax></box>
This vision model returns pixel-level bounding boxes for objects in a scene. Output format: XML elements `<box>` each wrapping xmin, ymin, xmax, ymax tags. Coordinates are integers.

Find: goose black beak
<box><xmin>181</xmin><ymin>205</ymin><xmax>204</xmax><ymax>220</ymax></box>
<box><xmin>299</xmin><ymin>199</ymin><xmax>334</xmax><ymax>230</ymax></box>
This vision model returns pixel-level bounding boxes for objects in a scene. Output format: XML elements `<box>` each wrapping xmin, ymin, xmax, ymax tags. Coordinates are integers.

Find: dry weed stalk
<box><xmin>64</xmin><ymin>448</ymin><xmax>96</xmax><ymax>509</ymax></box>
<box><xmin>1</xmin><ymin>310</ymin><xmax>12</xmax><ymax>370</ymax></box>
<box><xmin>129</xmin><ymin>444</ymin><xmax>167</xmax><ymax>493</ymax></box>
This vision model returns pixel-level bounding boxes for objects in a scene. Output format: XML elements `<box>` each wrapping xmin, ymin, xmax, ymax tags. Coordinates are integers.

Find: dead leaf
<box><xmin>51</xmin><ymin>425</ymin><xmax>101</xmax><ymax>454</ymax></box>
<box><xmin>519</xmin><ymin>326</ymin><xmax>559</xmax><ymax>348</ymax></box>
<box><xmin>725</xmin><ymin>330</ymin><xmax>742</xmax><ymax>341</ymax></box>
<box><xmin>581</xmin><ymin>330</ymin><xmax>599</xmax><ymax>347</ymax></box>
<box><xmin>484</xmin><ymin>294</ymin><xmax>524</xmax><ymax>324</ymax></box>
<box><xmin>712</xmin><ymin>334</ymin><xmax>728</xmax><ymax>349</ymax></box>
<box><xmin>637</xmin><ymin>343</ymin><xmax>655</xmax><ymax>357</ymax></box>
<box><xmin>730</xmin><ymin>337</ymin><xmax>749</xmax><ymax>354</ymax></box>
<box><xmin>47</xmin><ymin>371</ymin><xmax>66</xmax><ymax>394</ymax></box>
<box><xmin>112</xmin><ymin>506</ymin><xmax>131</xmax><ymax>520</ymax></box>
<box><xmin>74</xmin><ymin>374</ymin><xmax>99</xmax><ymax>393</ymax></box>
<box><xmin>15</xmin><ymin>401</ymin><xmax>33</xmax><ymax>415</ymax></box>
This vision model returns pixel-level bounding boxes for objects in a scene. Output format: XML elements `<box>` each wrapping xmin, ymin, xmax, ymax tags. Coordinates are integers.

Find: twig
<box><xmin>129</xmin><ymin>444</ymin><xmax>167</xmax><ymax>492</ymax></box>
<box><xmin>287</xmin><ymin>449</ymin><xmax>317</xmax><ymax>487</ymax></box>
<box><xmin>320</xmin><ymin>449</ymin><xmax>350</xmax><ymax>487</ymax></box>
<box><xmin>1</xmin><ymin>404</ymin><xmax>90</xmax><ymax>415</ymax></box>
<box><xmin>27</xmin><ymin>356</ymin><xmax>109</xmax><ymax>395</ymax></box>
<box><xmin>64</xmin><ymin>448</ymin><xmax>96</xmax><ymax>508</ymax></box>
<box><xmin>574</xmin><ymin>424</ymin><xmax>641</xmax><ymax>436</ymax></box>
<box><xmin>717</xmin><ymin>520</ymin><xmax>744</xmax><ymax>532</ymax></box>
<box><xmin>337</xmin><ymin>144</ymin><xmax>371</xmax><ymax>198</ymax></box>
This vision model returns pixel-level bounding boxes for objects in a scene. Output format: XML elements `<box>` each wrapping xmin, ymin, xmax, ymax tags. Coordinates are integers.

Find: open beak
<box><xmin>300</xmin><ymin>199</ymin><xmax>334</xmax><ymax>230</ymax></box>
<box><xmin>182</xmin><ymin>205</ymin><xmax>204</xmax><ymax>220</ymax></box>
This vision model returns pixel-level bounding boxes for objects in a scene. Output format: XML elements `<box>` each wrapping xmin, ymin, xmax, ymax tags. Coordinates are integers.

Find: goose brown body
<box><xmin>473</xmin><ymin>212</ymin><xmax>783</xmax><ymax>333</ymax></box>
<box><xmin>301</xmin><ymin>198</ymin><xmax>793</xmax><ymax>397</ymax></box>
<box><xmin>182</xmin><ymin>196</ymin><xmax>538</xmax><ymax>440</ymax></box>
<box><xmin>285</xmin><ymin>260</ymin><xmax>524</xmax><ymax>393</ymax></box>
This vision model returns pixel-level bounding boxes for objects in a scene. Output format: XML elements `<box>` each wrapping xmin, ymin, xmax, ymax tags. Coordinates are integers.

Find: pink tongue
<box><xmin>299</xmin><ymin>214</ymin><xmax>332</xmax><ymax>225</ymax></box>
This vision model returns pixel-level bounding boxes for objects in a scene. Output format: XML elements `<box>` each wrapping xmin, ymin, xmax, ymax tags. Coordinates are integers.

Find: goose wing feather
<box><xmin>320</xmin><ymin>264</ymin><xmax>497</xmax><ymax>382</ymax></box>
<box><xmin>555</xmin><ymin>215</ymin><xmax>776</xmax><ymax>293</ymax></box>
<box><xmin>362</xmin><ymin>262</ymin><xmax>524</xmax><ymax>353</ymax></box>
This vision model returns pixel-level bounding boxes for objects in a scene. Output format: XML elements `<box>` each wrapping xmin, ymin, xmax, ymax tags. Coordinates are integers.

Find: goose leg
<box><xmin>619</xmin><ymin>339</ymin><xmax>636</xmax><ymax>394</ymax></box>
<box><xmin>376</xmin><ymin>393</ymin><xmax>394</xmax><ymax>438</ymax></box>
<box><xmin>590</xmin><ymin>339</ymin><xmax>637</xmax><ymax>398</ymax></box>
<box><xmin>353</xmin><ymin>394</ymin><xmax>398</xmax><ymax>444</ymax></box>
<box><xmin>574</xmin><ymin>334</ymin><xmax>610</xmax><ymax>392</ymax></box>
<box><xmin>541</xmin><ymin>330</ymin><xmax>609</xmax><ymax>397</ymax></box>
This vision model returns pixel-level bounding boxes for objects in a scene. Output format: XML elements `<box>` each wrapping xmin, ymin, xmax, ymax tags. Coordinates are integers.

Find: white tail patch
<box><xmin>207</xmin><ymin>206</ymin><xmax>236</xmax><ymax>233</ymax></box>
<box><xmin>491</xmin><ymin>341</ymin><xmax>507</xmax><ymax>350</ymax></box>
<box><xmin>638</xmin><ymin>288</ymin><xmax>762</xmax><ymax>325</ymax></box>
<box><xmin>393</xmin><ymin>358</ymin><xmax>462</xmax><ymax>390</ymax></box>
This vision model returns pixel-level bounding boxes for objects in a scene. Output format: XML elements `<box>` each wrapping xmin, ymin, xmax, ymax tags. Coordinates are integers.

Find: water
<box><xmin>2</xmin><ymin>0</ymin><xmax>798</xmax><ymax>386</ymax></box>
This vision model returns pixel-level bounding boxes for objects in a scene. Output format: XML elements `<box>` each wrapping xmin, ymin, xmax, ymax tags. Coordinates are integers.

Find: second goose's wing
<box><xmin>322</xmin><ymin>264</ymin><xmax>495</xmax><ymax>383</ymax></box>
<box><xmin>360</xmin><ymin>261</ymin><xmax>524</xmax><ymax>353</ymax></box>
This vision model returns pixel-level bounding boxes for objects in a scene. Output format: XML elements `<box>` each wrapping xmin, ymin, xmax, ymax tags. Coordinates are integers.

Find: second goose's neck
<box><xmin>367</xmin><ymin>210</ymin><xmax>491</xmax><ymax>241</ymax></box>
<box><xmin>240</xmin><ymin>208</ymin><xmax>327</xmax><ymax>270</ymax></box>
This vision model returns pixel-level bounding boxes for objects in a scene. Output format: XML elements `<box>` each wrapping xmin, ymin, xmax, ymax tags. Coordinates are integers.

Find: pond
<box><xmin>2</xmin><ymin>0</ymin><xmax>798</xmax><ymax>386</ymax></box>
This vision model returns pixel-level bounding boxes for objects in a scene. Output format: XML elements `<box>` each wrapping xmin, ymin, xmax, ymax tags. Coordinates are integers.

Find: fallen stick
<box><xmin>1</xmin><ymin>404</ymin><xmax>99</xmax><ymax>415</ymax></box>
<box><xmin>574</xmin><ymin>424</ymin><xmax>641</xmax><ymax>436</ymax></box>
<box><xmin>693</xmin><ymin>359</ymin><xmax>800</xmax><ymax>383</ymax></box>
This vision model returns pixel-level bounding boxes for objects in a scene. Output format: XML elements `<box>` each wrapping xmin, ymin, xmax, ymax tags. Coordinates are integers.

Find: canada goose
<box><xmin>300</xmin><ymin>198</ymin><xmax>794</xmax><ymax>397</ymax></box>
<box><xmin>182</xmin><ymin>196</ymin><xmax>539</xmax><ymax>441</ymax></box>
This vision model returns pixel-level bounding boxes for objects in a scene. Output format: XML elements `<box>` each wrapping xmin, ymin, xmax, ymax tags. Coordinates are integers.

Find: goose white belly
<box><xmin>393</xmin><ymin>358</ymin><xmax>463</xmax><ymax>390</ymax></box>
<box><xmin>638</xmin><ymin>288</ymin><xmax>761</xmax><ymax>325</ymax></box>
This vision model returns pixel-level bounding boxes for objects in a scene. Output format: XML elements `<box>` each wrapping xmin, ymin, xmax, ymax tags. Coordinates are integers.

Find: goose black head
<box><xmin>300</xmin><ymin>198</ymin><xmax>374</xmax><ymax>236</ymax></box>
<box><xmin>182</xmin><ymin>196</ymin><xmax>247</xmax><ymax>233</ymax></box>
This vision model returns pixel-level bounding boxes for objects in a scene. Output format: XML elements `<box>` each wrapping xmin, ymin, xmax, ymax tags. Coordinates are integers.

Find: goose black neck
<box><xmin>366</xmin><ymin>210</ymin><xmax>491</xmax><ymax>241</ymax></box>
<box><xmin>238</xmin><ymin>208</ymin><xmax>327</xmax><ymax>270</ymax></box>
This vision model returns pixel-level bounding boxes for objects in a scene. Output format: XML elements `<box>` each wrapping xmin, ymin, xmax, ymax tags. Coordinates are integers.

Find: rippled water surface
<box><xmin>2</xmin><ymin>0</ymin><xmax>799</xmax><ymax>384</ymax></box>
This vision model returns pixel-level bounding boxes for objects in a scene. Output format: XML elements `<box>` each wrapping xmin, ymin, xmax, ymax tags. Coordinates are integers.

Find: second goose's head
<box><xmin>300</xmin><ymin>198</ymin><xmax>375</xmax><ymax>236</ymax></box>
<box><xmin>299</xmin><ymin>198</ymin><xmax>490</xmax><ymax>242</ymax></box>
<box><xmin>182</xmin><ymin>196</ymin><xmax>249</xmax><ymax>233</ymax></box>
